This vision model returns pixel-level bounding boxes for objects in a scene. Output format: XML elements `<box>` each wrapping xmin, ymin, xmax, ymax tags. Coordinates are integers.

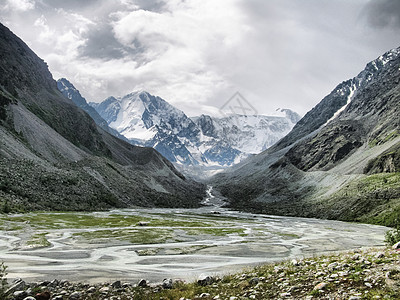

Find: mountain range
<box><xmin>1</xmin><ymin>21</ymin><xmax>399</xmax><ymax>229</ymax></box>
<box><xmin>212</xmin><ymin>46</ymin><xmax>400</xmax><ymax>227</ymax></box>
<box><xmin>82</xmin><ymin>89</ymin><xmax>300</xmax><ymax>174</ymax></box>
<box><xmin>0</xmin><ymin>23</ymin><xmax>205</xmax><ymax>211</ymax></box>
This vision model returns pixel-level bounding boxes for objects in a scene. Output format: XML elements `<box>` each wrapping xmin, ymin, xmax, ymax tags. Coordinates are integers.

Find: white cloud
<box><xmin>1</xmin><ymin>0</ymin><xmax>399</xmax><ymax>117</ymax></box>
<box><xmin>1</xmin><ymin>0</ymin><xmax>35</xmax><ymax>11</ymax></box>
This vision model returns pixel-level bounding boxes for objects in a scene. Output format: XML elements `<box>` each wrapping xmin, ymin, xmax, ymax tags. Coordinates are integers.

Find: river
<box><xmin>0</xmin><ymin>187</ymin><xmax>389</xmax><ymax>284</ymax></box>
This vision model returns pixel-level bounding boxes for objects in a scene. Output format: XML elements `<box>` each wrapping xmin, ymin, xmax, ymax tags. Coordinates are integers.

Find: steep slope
<box><xmin>91</xmin><ymin>92</ymin><xmax>300</xmax><ymax>172</ymax></box>
<box><xmin>212</xmin><ymin>46</ymin><xmax>400</xmax><ymax>226</ymax></box>
<box><xmin>0</xmin><ymin>23</ymin><xmax>205</xmax><ymax>211</ymax></box>
<box><xmin>57</xmin><ymin>78</ymin><xmax>125</xmax><ymax>140</ymax></box>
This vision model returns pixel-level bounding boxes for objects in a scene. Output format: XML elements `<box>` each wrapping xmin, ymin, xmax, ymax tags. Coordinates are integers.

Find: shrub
<box><xmin>0</xmin><ymin>261</ymin><xmax>7</xmax><ymax>298</ymax></box>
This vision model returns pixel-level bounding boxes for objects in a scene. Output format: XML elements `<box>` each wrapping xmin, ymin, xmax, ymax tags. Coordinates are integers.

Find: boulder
<box><xmin>162</xmin><ymin>278</ymin><xmax>173</xmax><ymax>289</ymax></box>
<box><xmin>13</xmin><ymin>290</ymin><xmax>27</xmax><ymax>300</ymax></box>
<box><xmin>138</xmin><ymin>279</ymin><xmax>148</xmax><ymax>287</ymax></box>
<box><xmin>111</xmin><ymin>280</ymin><xmax>122</xmax><ymax>289</ymax></box>
<box><xmin>197</xmin><ymin>275</ymin><xmax>213</xmax><ymax>286</ymax></box>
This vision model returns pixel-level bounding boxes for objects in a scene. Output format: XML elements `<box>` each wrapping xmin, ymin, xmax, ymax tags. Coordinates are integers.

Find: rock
<box><xmin>349</xmin><ymin>296</ymin><xmax>361</xmax><ymax>300</ymax></box>
<box><xmin>392</xmin><ymin>241</ymin><xmax>400</xmax><ymax>249</ymax></box>
<box><xmin>162</xmin><ymin>278</ymin><xmax>173</xmax><ymax>289</ymax></box>
<box><xmin>199</xmin><ymin>293</ymin><xmax>211</xmax><ymax>298</ymax></box>
<box><xmin>375</xmin><ymin>252</ymin><xmax>385</xmax><ymax>259</ymax></box>
<box><xmin>35</xmin><ymin>291</ymin><xmax>50</xmax><ymax>300</ymax></box>
<box><xmin>22</xmin><ymin>297</ymin><xmax>36</xmax><ymax>300</ymax></box>
<box><xmin>138</xmin><ymin>221</ymin><xmax>150</xmax><ymax>226</ymax></box>
<box><xmin>13</xmin><ymin>290</ymin><xmax>27</xmax><ymax>300</ymax></box>
<box><xmin>39</xmin><ymin>281</ymin><xmax>50</xmax><ymax>287</ymax></box>
<box><xmin>313</xmin><ymin>282</ymin><xmax>328</xmax><ymax>290</ymax></box>
<box><xmin>49</xmin><ymin>279</ymin><xmax>59</xmax><ymax>287</ymax></box>
<box><xmin>111</xmin><ymin>280</ymin><xmax>121</xmax><ymax>289</ymax></box>
<box><xmin>197</xmin><ymin>275</ymin><xmax>213</xmax><ymax>286</ymax></box>
<box><xmin>138</xmin><ymin>279</ymin><xmax>148</xmax><ymax>287</ymax></box>
<box><xmin>213</xmin><ymin>296</ymin><xmax>220</xmax><ymax>300</ymax></box>
<box><xmin>53</xmin><ymin>296</ymin><xmax>63</xmax><ymax>300</ymax></box>
<box><xmin>60</xmin><ymin>280</ymin><xmax>69</xmax><ymax>286</ymax></box>
<box><xmin>229</xmin><ymin>297</ymin><xmax>238</xmax><ymax>300</ymax></box>
<box><xmin>69</xmin><ymin>291</ymin><xmax>81</xmax><ymax>299</ymax></box>
<box><xmin>281</xmin><ymin>292</ymin><xmax>291</xmax><ymax>297</ymax></box>
<box><xmin>328</xmin><ymin>262</ymin><xmax>338</xmax><ymax>270</ymax></box>
<box><xmin>87</xmin><ymin>287</ymin><xmax>96</xmax><ymax>293</ymax></box>
<box><xmin>291</xmin><ymin>259</ymin><xmax>299</xmax><ymax>266</ymax></box>
<box><xmin>5</xmin><ymin>278</ymin><xmax>26</xmax><ymax>295</ymax></box>
<box><xmin>99</xmin><ymin>286</ymin><xmax>110</xmax><ymax>293</ymax></box>
<box><xmin>249</xmin><ymin>277</ymin><xmax>259</xmax><ymax>285</ymax></box>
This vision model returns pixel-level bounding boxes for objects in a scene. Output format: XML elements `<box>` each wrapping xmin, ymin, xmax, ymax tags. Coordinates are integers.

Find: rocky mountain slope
<box><xmin>57</xmin><ymin>78</ymin><xmax>125</xmax><ymax>141</ymax></box>
<box><xmin>90</xmin><ymin>91</ymin><xmax>300</xmax><ymax>174</ymax></box>
<box><xmin>212</xmin><ymin>46</ymin><xmax>400</xmax><ymax>227</ymax></box>
<box><xmin>0</xmin><ymin>23</ymin><xmax>205</xmax><ymax>211</ymax></box>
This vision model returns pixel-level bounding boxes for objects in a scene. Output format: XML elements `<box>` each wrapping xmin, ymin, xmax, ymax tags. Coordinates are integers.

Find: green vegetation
<box><xmin>385</xmin><ymin>224</ymin><xmax>400</xmax><ymax>246</ymax></box>
<box><xmin>316</xmin><ymin>172</ymin><xmax>400</xmax><ymax>227</ymax></box>
<box><xmin>369</xmin><ymin>130</ymin><xmax>399</xmax><ymax>147</ymax></box>
<box><xmin>73</xmin><ymin>228</ymin><xmax>174</xmax><ymax>244</ymax></box>
<box><xmin>184</xmin><ymin>227</ymin><xmax>246</xmax><ymax>236</ymax></box>
<box><xmin>0</xmin><ymin>261</ymin><xmax>7</xmax><ymax>299</ymax></box>
<box><xmin>0</xmin><ymin>212</ymin><xmax>215</xmax><ymax>231</ymax></box>
<box><xmin>26</xmin><ymin>232</ymin><xmax>51</xmax><ymax>248</ymax></box>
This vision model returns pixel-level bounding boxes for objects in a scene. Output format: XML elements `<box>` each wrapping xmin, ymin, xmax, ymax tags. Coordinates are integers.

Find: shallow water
<box><xmin>0</xmin><ymin>193</ymin><xmax>389</xmax><ymax>284</ymax></box>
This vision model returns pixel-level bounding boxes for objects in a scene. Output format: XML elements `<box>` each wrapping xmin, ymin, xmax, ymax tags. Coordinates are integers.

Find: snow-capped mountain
<box><xmin>90</xmin><ymin>91</ymin><xmax>300</xmax><ymax>173</ymax></box>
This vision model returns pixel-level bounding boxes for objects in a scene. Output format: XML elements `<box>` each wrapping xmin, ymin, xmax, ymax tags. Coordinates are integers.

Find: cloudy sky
<box><xmin>0</xmin><ymin>0</ymin><xmax>399</xmax><ymax>117</ymax></box>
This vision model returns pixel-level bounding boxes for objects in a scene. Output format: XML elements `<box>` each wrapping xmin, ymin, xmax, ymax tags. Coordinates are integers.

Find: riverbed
<box><xmin>0</xmin><ymin>192</ymin><xmax>389</xmax><ymax>284</ymax></box>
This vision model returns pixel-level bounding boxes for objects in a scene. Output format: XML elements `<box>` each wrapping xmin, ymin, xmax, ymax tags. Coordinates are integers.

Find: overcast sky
<box><xmin>1</xmin><ymin>0</ymin><xmax>399</xmax><ymax>117</ymax></box>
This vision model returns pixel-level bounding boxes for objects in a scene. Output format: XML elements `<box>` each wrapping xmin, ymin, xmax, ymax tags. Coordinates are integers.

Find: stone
<box><xmin>197</xmin><ymin>275</ymin><xmax>213</xmax><ymax>286</ymax></box>
<box><xmin>138</xmin><ymin>279</ymin><xmax>148</xmax><ymax>287</ymax></box>
<box><xmin>111</xmin><ymin>280</ymin><xmax>121</xmax><ymax>289</ymax></box>
<box><xmin>200</xmin><ymin>293</ymin><xmax>211</xmax><ymax>298</ymax></box>
<box><xmin>39</xmin><ymin>281</ymin><xmax>50</xmax><ymax>286</ymax></box>
<box><xmin>348</xmin><ymin>297</ymin><xmax>361</xmax><ymax>300</ymax></box>
<box><xmin>13</xmin><ymin>290</ymin><xmax>27</xmax><ymax>300</ymax></box>
<box><xmin>53</xmin><ymin>296</ymin><xmax>63</xmax><ymax>300</ymax></box>
<box><xmin>5</xmin><ymin>278</ymin><xmax>26</xmax><ymax>295</ymax></box>
<box><xmin>291</xmin><ymin>259</ymin><xmax>299</xmax><ymax>266</ymax></box>
<box><xmin>69</xmin><ymin>291</ymin><xmax>81</xmax><ymax>299</ymax></box>
<box><xmin>99</xmin><ymin>286</ymin><xmax>110</xmax><ymax>293</ymax></box>
<box><xmin>22</xmin><ymin>297</ymin><xmax>36</xmax><ymax>300</ymax></box>
<box><xmin>249</xmin><ymin>277</ymin><xmax>259</xmax><ymax>285</ymax></box>
<box><xmin>375</xmin><ymin>252</ymin><xmax>385</xmax><ymax>259</ymax></box>
<box><xmin>313</xmin><ymin>282</ymin><xmax>328</xmax><ymax>290</ymax></box>
<box><xmin>162</xmin><ymin>278</ymin><xmax>173</xmax><ymax>289</ymax></box>
<box><xmin>281</xmin><ymin>292</ymin><xmax>291</xmax><ymax>297</ymax></box>
<box><xmin>138</xmin><ymin>221</ymin><xmax>150</xmax><ymax>226</ymax></box>
<box><xmin>49</xmin><ymin>279</ymin><xmax>59</xmax><ymax>287</ymax></box>
<box><xmin>87</xmin><ymin>287</ymin><xmax>96</xmax><ymax>293</ymax></box>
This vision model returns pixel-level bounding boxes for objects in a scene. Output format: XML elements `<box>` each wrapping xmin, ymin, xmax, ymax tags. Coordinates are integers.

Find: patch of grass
<box><xmin>185</xmin><ymin>227</ymin><xmax>246</xmax><ymax>236</ymax></box>
<box><xmin>26</xmin><ymin>232</ymin><xmax>51</xmax><ymax>248</ymax></box>
<box><xmin>0</xmin><ymin>212</ymin><xmax>215</xmax><ymax>230</ymax></box>
<box><xmin>73</xmin><ymin>228</ymin><xmax>175</xmax><ymax>244</ymax></box>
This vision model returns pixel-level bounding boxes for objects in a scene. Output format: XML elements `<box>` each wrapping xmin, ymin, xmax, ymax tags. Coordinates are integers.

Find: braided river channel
<box><xmin>0</xmin><ymin>187</ymin><xmax>389</xmax><ymax>284</ymax></box>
